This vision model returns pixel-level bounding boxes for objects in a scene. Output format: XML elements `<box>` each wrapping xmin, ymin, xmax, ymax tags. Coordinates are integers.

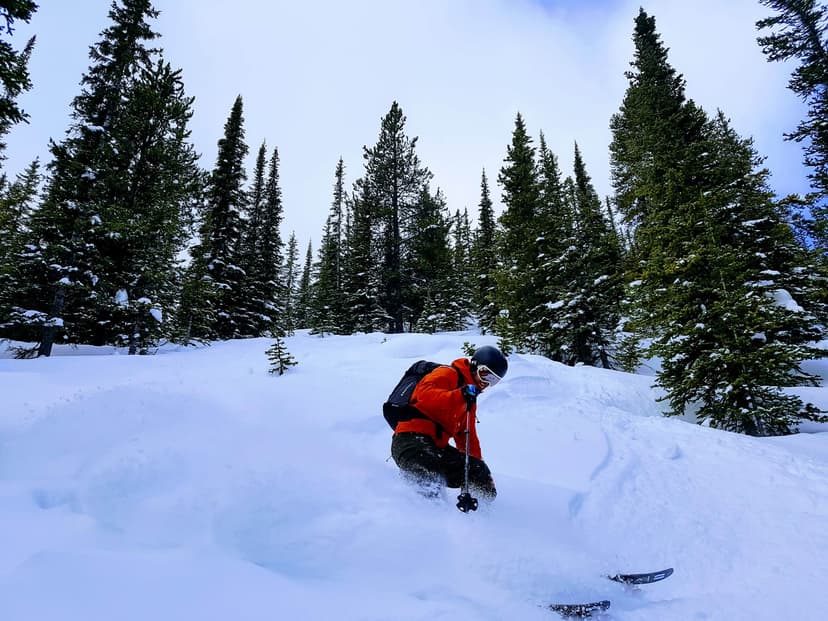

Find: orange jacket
<box><xmin>394</xmin><ymin>357</ymin><xmax>482</xmax><ymax>459</ymax></box>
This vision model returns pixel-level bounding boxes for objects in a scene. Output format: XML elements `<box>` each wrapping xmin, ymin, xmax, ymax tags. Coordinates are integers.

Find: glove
<box><xmin>461</xmin><ymin>384</ymin><xmax>479</xmax><ymax>407</ymax></box>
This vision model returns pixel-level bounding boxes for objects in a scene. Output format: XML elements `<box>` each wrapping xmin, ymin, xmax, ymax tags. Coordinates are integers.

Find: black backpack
<box><xmin>382</xmin><ymin>360</ymin><xmax>464</xmax><ymax>431</ymax></box>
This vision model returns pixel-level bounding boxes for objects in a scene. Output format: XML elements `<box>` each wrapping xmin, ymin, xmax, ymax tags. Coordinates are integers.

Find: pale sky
<box><xmin>4</xmin><ymin>0</ymin><xmax>808</xmax><ymax>250</ymax></box>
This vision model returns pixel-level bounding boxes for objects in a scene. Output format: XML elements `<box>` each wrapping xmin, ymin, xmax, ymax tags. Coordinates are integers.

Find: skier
<box><xmin>389</xmin><ymin>345</ymin><xmax>508</xmax><ymax>499</ymax></box>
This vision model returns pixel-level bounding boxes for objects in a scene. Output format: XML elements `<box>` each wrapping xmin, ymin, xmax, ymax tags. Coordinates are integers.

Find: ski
<box><xmin>548</xmin><ymin>600</ymin><xmax>610</xmax><ymax>618</ymax></box>
<box><xmin>608</xmin><ymin>567</ymin><xmax>673</xmax><ymax>585</ymax></box>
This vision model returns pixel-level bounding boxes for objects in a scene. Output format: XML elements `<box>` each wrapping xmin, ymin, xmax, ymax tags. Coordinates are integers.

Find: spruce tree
<box><xmin>266</xmin><ymin>336</ymin><xmax>296</xmax><ymax>375</ymax></box>
<box><xmin>757</xmin><ymin>1</ymin><xmax>828</xmax><ymax>248</ymax></box>
<box><xmin>0</xmin><ymin>159</ymin><xmax>40</xmax><ymax>343</ymax></box>
<box><xmin>536</xmin><ymin>144</ymin><xmax>622</xmax><ymax>367</ymax></box>
<box><xmin>24</xmin><ymin>0</ymin><xmax>200</xmax><ymax>355</ymax></box>
<box><xmin>495</xmin><ymin>113</ymin><xmax>542</xmax><ymax>350</ymax></box>
<box><xmin>341</xmin><ymin>181</ymin><xmax>388</xmax><ymax>334</ymax></box>
<box><xmin>360</xmin><ymin>101</ymin><xmax>431</xmax><ymax>333</ymax></box>
<box><xmin>235</xmin><ymin>141</ymin><xmax>268</xmax><ymax>337</ymax></box>
<box><xmin>311</xmin><ymin>158</ymin><xmax>347</xmax><ymax>335</ymax></box>
<box><xmin>471</xmin><ymin>169</ymin><xmax>499</xmax><ymax>332</ymax></box>
<box><xmin>295</xmin><ymin>240</ymin><xmax>313</xmax><ymax>329</ymax></box>
<box><xmin>653</xmin><ymin>112</ymin><xmax>826</xmax><ymax>435</ymax></box>
<box><xmin>257</xmin><ymin>147</ymin><xmax>286</xmax><ymax>335</ymax></box>
<box><xmin>182</xmin><ymin>95</ymin><xmax>248</xmax><ymax>341</ymax></box>
<box><xmin>612</xmin><ymin>9</ymin><xmax>826</xmax><ymax>434</ymax></box>
<box><xmin>407</xmin><ymin>185</ymin><xmax>455</xmax><ymax>332</ymax></box>
<box><xmin>0</xmin><ymin>1</ymin><xmax>36</xmax><ymax>158</ymax></box>
<box><xmin>281</xmin><ymin>232</ymin><xmax>300</xmax><ymax>335</ymax></box>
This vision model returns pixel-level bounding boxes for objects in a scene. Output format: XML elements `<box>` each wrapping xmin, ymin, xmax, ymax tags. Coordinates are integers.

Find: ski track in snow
<box><xmin>1</xmin><ymin>332</ymin><xmax>827</xmax><ymax>620</ymax></box>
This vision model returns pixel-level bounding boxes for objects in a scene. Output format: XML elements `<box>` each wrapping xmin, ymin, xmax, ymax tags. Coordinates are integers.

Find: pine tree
<box><xmin>536</xmin><ymin>144</ymin><xmax>622</xmax><ymax>367</ymax></box>
<box><xmin>495</xmin><ymin>113</ymin><xmax>542</xmax><ymax>349</ymax></box>
<box><xmin>102</xmin><ymin>59</ymin><xmax>203</xmax><ymax>354</ymax></box>
<box><xmin>23</xmin><ymin>0</ymin><xmax>200</xmax><ymax>355</ymax></box>
<box><xmin>295</xmin><ymin>240</ymin><xmax>313</xmax><ymax>329</ymax></box>
<box><xmin>0</xmin><ymin>1</ymin><xmax>37</xmax><ymax>159</ymax></box>
<box><xmin>341</xmin><ymin>181</ymin><xmax>388</xmax><ymax>333</ymax></box>
<box><xmin>235</xmin><ymin>143</ymin><xmax>285</xmax><ymax>339</ymax></box>
<box><xmin>235</xmin><ymin>141</ymin><xmax>268</xmax><ymax>337</ymax></box>
<box><xmin>360</xmin><ymin>101</ymin><xmax>431</xmax><ymax>333</ymax></box>
<box><xmin>310</xmin><ymin>158</ymin><xmax>347</xmax><ymax>335</ymax></box>
<box><xmin>757</xmin><ymin>1</ymin><xmax>828</xmax><ymax>247</ymax></box>
<box><xmin>652</xmin><ymin>112</ymin><xmax>827</xmax><ymax>435</ymax></box>
<box><xmin>612</xmin><ymin>9</ymin><xmax>826</xmax><ymax>435</ymax></box>
<box><xmin>407</xmin><ymin>185</ymin><xmax>455</xmax><ymax>332</ymax></box>
<box><xmin>471</xmin><ymin>169</ymin><xmax>499</xmax><ymax>332</ymax></box>
<box><xmin>281</xmin><ymin>232</ymin><xmax>300</xmax><ymax>335</ymax></box>
<box><xmin>182</xmin><ymin>95</ymin><xmax>248</xmax><ymax>341</ymax></box>
<box><xmin>257</xmin><ymin>146</ymin><xmax>286</xmax><ymax>335</ymax></box>
<box><xmin>266</xmin><ymin>336</ymin><xmax>297</xmax><ymax>375</ymax></box>
<box><xmin>0</xmin><ymin>159</ymin><xmax>40</xmax><ymax>342</ymax></box>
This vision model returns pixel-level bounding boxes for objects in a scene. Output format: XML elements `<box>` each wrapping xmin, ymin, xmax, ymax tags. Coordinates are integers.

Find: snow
<box><xmin>1</xmin><ymin>330</ymin><xmax>827</xmax><ymax>620</ymax></box>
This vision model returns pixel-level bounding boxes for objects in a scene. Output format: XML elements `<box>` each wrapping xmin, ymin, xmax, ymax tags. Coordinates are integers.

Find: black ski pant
<box><xmin>391</xmin><ymin>432</ymin><xmax>496</xmax><ymax>498</ymax></box>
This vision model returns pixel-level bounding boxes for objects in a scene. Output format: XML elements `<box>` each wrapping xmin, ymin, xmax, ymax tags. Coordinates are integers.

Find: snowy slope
<box><xmin>1</xmin><ymin>331</ymin><xmax>827</xmax><ymax>621</ymax></box>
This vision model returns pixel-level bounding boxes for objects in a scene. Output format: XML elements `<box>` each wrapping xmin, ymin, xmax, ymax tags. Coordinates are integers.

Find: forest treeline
<box><xmin>1</xmin><ymin>0</ymin><xmax>828</xmax><ymax>435</ymax></box>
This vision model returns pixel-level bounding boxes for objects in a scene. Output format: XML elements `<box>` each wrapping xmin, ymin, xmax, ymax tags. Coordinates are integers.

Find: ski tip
<box><xmin>609</xmin><ymin>567</ymin><xmax>674</xmax><ymax>584</ymax></box>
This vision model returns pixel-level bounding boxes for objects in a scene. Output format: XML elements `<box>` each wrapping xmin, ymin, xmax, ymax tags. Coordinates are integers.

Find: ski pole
<box><xmin>456</xmin><ymin>401</ymin><xmax>478</xmax><ymax>513</ymax></box>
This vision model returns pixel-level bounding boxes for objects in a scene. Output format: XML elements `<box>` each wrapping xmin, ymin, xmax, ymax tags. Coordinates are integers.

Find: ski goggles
<box><xmin>476</xmin><ymin>364</ymin><xmax>502</xmax><ymax>388</ymax></box>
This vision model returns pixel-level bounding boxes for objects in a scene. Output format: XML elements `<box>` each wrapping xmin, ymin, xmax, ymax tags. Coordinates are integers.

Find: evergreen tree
<box><xmin>310</xmin><ymin>157</ymin><xmax>347</xmax><ymax>335</ymax></box>
<box><xmin>257</xmin><ymin>146</ymin><xmax>286</xmax><ymax>334</ymax></box>
<box><xmin>527</xmin><ymin>132</ymin><xmax>574</xmax><ymax>360</ymax></box>
<box><xmin>101</xmin><ymin>58</ymin><xmax>202</xmax><ymax>354</ymax></box>
<box><xmin>757</xmin><ymin>1</ymin><xmax>828</xmax><ymax>248</ymax></box>
<box><xmin>609</xmin><ymin>8</ymin><xmax>706</xmax><ymax>263</ymax></box>
<box><xmin>536</xmin><ymin>144</ymin><xmax>622</xmax><ymax>367</ymax></box>
<box><xmin>22</xmin><ymin>0</ymin><xmax>200</xmax><ymax>355</ymax></box>
<box><xmin>281</xmin><ymin>232</ymin><xmax>300</xmax><ymax>335</ymax></box>
<box><xmin>652</xmin><ymin>112</ymin><xmax>827</xmax><ymax>435</ymax></box>
<box><xmin>448</xmin><ymin>207</ymin><xmax>474</xmax><ymax>328</ymax></box>
<box><xmin>341</xmin><ymin>181</ymin><xmax>388</xmax><ymax>333</ymax></box>
<box><xmin>0</xmin><ymin>159</ymin><xmax>40</xmax><ymax>341</ymax></box>
<box><xmin>266</xmin><ymin>336</ymin><xmax>296</xmax><ymax>375</ymax></box>
<box><xmin>295</xmin><ymin>240</ymin><xmax>313</xmax><ymax>329</ymax></box>
<box><xmin>360</xmin><ymin>101</ymin><xmax>431</xmax><ymax>333</ymax></box>
<box><xmin>182</xmin><ymin>95</ymin><xmax>248</xmax><ymax>340</ymax></box>
<box><xmin>407</xmin><ymin>185</ymin><xmax>455</xmax><ymax>332</ymax></box>
<box><xmin>471</xmin><ymin>168</ymin><xmax>499</xmax><ymax>332</ymax></box>
<box><xmin>0</xmin><ymin>1</ymin><xmax>37</xmax><ymax>159</ymax></box>
<box><xmin>612</xmin><ymin>9</ymin><xmax>826</xmax><ymax>434</ymax></box>
<box><xmin>494</xmin><ymin>112</ymin><xmax>542</xmax><ymax>349</ymax></box>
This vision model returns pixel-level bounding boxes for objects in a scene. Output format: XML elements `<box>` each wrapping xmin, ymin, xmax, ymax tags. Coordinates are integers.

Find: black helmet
<box><xmin>471</xmin><ymin>345</ymin><xmax>508</xmax><ymax>380</ymax></box>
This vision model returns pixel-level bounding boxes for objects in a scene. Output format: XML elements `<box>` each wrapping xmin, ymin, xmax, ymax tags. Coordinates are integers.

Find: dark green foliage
<box><xmin>310</xmin><ymin>158</ymin><xmax>347</xmax><ymax>335</ymax></box>
<box><xmin>535</xmin><ymin>144</ymin><xmax>622</xmax><ymax>367</ymax></box>
<box><xmin>295</xmin><ymin>240</ymin><xmax>313</xmax><ymax>329</ymax></box>
<box><xmin>0</xmin><ymin>158</ymin><xmax>40</xmax><ymax>339</ymax></box>
<box><xmin>266</xmin><ymin>335</ymin><xmax>296</xmax><ymax>375</ymax></box>
<box><xmin>611</xmin><ymin>8</ymin><xmax>826</xmax><ymax>435</ymax></box>
<box><xmin>360</xmin><ymin>102</ymin><xmax>431</xmax><ymax>333</ymax></box>
<box><xmin>471</xmin><ymin>169</ymin><xmax>499</xmax><ymax>332</ymax></box>
<box><xmin>281</xmin><ymin>232</ymin><xmax>300</xmax><ymax>335</ymax></box>
<box><xmin>0</xmin><ymin>0</ymin><xmax>36</xmax><ymax>158</ymax></box>
<box><xmin>494</xmin><ymin>113</ymin><xmax>542</xmax><ymax>349</ymax></box>
<box><xmin>757</xmin><ymin>1</ymin><xmax>828</xmax><ymax>248</ymax></box>
<box><xmin>409</xmin><ymin>187</ymin><xmax>463</xmax><ymax>333</ymax></box>
<box><xmin>340</xmin><ymin>181</ymin><xmax>388</xmax><ymax>334</ymax></box>
<box><xmin>13</xmin><ymin>0</ymin><xmax>201</xmax><ymax>355</ymax></box>
<box><xmin>181</xmin><ymin>95</ymin><xmax>248</xmax><ymax>341</ymax></box>
<box><xmin>236</xmin><ymin>143</ymin><xmax>285</xmax><ymax>338</ymax></box>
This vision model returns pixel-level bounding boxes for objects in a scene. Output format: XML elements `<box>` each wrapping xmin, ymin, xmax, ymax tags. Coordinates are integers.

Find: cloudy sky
<box><xmin>5</xmin><ymin>0</ymin><xmax>808</xmax><ymax>249</ymax></box>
